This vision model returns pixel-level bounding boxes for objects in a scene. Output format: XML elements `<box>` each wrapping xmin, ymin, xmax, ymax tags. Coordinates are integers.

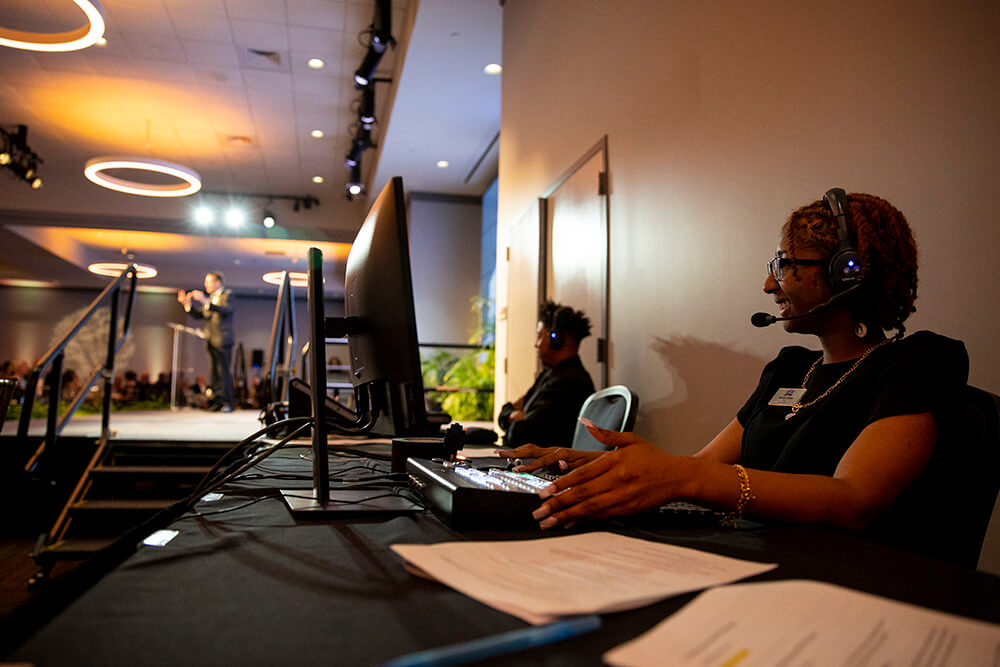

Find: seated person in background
<box><xmin>500</xmin><ymin>190</ymin><xmax>973</xmax><ymax>564</ymax></box>
<box><xmin>498</xmin><ymin>300</ymin><xmax>596</xmax><ymax>447</ymax></box>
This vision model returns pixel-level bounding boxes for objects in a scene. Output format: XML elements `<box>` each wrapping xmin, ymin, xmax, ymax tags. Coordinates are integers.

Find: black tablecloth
<box><xmin>8</xmin><ymin>447</ymin><xmax>1000</xmax><ymax>666</ymax></box>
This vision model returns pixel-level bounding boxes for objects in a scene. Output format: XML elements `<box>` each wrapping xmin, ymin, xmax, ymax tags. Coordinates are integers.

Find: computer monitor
<box><xmin>340</xmin><ymin>175</ymin><xmax>429</xmax><ymax>437</ymax></box>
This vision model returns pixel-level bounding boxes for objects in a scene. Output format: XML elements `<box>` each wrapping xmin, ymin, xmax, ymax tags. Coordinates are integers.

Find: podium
<box><xmin>166</xmin><ymin>322</ymin><xmax>205</xmax><ymax>411</ymax></box>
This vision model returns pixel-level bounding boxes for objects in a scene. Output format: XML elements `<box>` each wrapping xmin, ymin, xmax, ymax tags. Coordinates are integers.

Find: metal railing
<box><xmin>20</xmin><ymin>264</ymin><xmax>138</xmax><ymax>474</ymax></box>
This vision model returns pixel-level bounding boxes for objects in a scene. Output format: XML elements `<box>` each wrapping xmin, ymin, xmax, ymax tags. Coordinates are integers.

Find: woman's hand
<box><xmin>494</xmin><ymin>443</ymin><xmax>603</xmax><ymax>473</ymax></box>
<box><xmin>530</xmin><ymin>420</ymin><xmax>695</xmax><ymax>529</ymax></box>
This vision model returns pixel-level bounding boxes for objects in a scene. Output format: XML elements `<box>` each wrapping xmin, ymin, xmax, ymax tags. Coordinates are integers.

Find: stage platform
<box><xmin>2</xmin><ymin>408</ymin><xmax>264</xmax><ymax>443</ymax></box>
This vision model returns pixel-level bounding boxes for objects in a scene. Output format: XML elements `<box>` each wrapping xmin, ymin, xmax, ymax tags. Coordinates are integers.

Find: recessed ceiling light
<box><xmin>0</xmin><ymin>0</ymin><xmax>106</xmax><ymax>52</ymax></box>
<box><xmin>84</xmin><ymin>156</ymin><xmax>201</xmax><ymax>197</ymax></box>
<box><xmin>310</xmin><ymin>129</ymin><xmax>324</xmax><ymax>138</ymax></box>
<box><xmin>307</xmin><ymin>58</ymin><xmax>325</xmax><ymax>69</ymax></box>
<box><xmin>484</xmin><ymin>63</ymin><xmax>502</xmax><ymax>75</ymax></box>
<box><xmin>436</xmin><ymin>160</ymin><xmax>449</xmax><ymax>168</ymax></box>
<box><xmin>312</xmin><ymin>176</ymin><xmax>324</xmax><ymax>184</ymax></box>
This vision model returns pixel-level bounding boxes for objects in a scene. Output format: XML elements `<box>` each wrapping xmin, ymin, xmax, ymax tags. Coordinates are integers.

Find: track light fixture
<box><xmin>359</xmin><ymin>85</ymin><xmax>376</xmax><ymax>128</ymax></box>
<box><xmin>345</xmin><ymin>163</ymin><xmax>365</xmax><ymax>201</ymax></box>
<box><xmin>191</xmin><ymin>193</ymin><xmax>320</xmax><ymax>228</ymax></box>
<box><xmin>0</xmin><ymin>125</ymin><xmax>44</xmax><ymax>190</ymax></box>
<box><xmin>353</xmin><ymin>0</ymin><xmax>394</xmax><ymax>88</ymax></box>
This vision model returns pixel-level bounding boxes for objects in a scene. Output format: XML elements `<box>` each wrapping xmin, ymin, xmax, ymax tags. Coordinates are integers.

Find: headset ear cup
<box><xmin>548</xmin><ymin>306</ymin><xmax>567</xmax><ymax>350</ymax></box>
<box><xmin>828</xmin><ymin>248</ymin><xmax>864</xmax><ymax>294</ymax></box>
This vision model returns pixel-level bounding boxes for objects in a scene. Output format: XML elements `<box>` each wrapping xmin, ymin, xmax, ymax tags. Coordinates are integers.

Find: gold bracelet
<box><xmin>721</xmin><ymin>464</ymin><xmax>754</xmax><ymax>528</ymax></box>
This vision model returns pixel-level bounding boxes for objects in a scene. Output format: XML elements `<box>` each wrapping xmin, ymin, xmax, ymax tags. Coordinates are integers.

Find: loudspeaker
<box><xmin>251</xmin><ymin>349</ymin><xmax>264</xmax><ymax>368</ymax></box>
<box><xmin>822</xmin><ymin>187</ymin><xmax>864</xmax><ymax>294</ymax></box>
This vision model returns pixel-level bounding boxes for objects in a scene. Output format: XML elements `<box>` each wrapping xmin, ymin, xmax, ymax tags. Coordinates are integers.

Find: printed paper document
<box><xmin>604</xmin><ymin>579</ymin><xmax>1000</xmax><ymax>666</ymax></box>
<box><xmin>391</xmin><ymin>531</ymin><xmax>776</xmax><ymax>624</ymax></box>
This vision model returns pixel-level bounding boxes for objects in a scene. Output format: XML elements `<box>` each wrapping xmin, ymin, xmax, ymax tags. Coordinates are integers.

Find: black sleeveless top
<box><xmin>737</xmin><ymin>331</ymin><xmax>972</xmax><ymax>563</ymax></box>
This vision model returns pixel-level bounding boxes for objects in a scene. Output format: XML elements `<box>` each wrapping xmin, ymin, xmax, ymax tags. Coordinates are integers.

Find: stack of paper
<box><xmin>391</xmin><ymin>531</ymin><xmax>776</xmax><ymax>624</ymax></box>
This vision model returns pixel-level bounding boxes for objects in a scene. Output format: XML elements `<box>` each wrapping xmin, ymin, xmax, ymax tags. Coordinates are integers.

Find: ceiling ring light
<box><xmin>88</xmin><ymin>262</ymin><xmax>158</xmax><ymax>279</ymax></box>
<box><xmin>84</xmin><ymin>156</ymin><xmax>202</xmax><ymax>197</ymax></box>
<box><xmin>0</xmin><ymin>0</ymin><xmax>106</xmax><ymax>52</ymax></box>
<box><xmin>262</xmin><ymin>271</ymin><xmax>309</xmax><ymax>287</ymax></box>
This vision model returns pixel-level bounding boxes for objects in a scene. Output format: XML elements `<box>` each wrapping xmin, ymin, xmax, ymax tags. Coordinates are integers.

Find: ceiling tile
<box><xmin>224</xmin><ymin>0</ymin><xmax>289</xmax><ymax>24</ymax></box>
<box><xmin>163</xmin><ymin>0</ymin><xmax>228</xmax><ymax>17</ymax></box>
<box><xmin>182</xmin><ymin>40</ymin><xmax>241</xmax><ymax>67</ymax></box>
<box><xmin>229</xmin><ymin>20</ymin><xmax>290</xmax><ymax>52</ymax></box>
<box><xmin>168</xmin><ymin>12</ymin><xmax>234</xmax><ymax>42</ymax></box>
<box><xmin>241</xmin><ymin>69</ymin><xmax>295</xmax><ymax>93</ymax></box>
<box><xmin>287</xmin><ymin>0</ymin><xmax>349</xmax><ymax>31</ymax></box>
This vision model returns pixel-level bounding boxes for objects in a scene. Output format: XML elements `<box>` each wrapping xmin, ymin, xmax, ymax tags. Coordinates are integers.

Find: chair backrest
<box><xmin>571</xmin><ymin>385</ymin><xmax>639</xmax><ymax>451</ymax></box>
<box><xmin>958</xmin><ymin>385</ymin><xmax>1000</xmax><ymax>564</ymax></box>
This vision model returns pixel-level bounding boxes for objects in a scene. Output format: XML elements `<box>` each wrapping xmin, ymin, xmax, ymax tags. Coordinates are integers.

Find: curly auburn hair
<box><xmin>781</xmin><ymin>192</ymin><xmax>918</xmax><ymax>336</ymax></box>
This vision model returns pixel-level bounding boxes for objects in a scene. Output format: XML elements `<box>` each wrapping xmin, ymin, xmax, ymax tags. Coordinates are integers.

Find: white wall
<box><xmin>408</xmin><ymin>195</ymin><xmax>484</xmax><ymax>346</ymax></box>
<box><xmin>497</xmin><ymin>0</ymin><xmax>1000</xmax><ymax>570</ymax></box>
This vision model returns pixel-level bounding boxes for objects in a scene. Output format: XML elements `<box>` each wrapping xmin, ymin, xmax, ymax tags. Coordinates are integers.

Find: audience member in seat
<box><xmin>500</xmin><ymin>191</ymin><xmax>973</xmax><ymax>564</ymax></box>
<box><xmin>498</xmin><ymin>300</ymin><xmax>596</xmax><ymax>448</ymax></box>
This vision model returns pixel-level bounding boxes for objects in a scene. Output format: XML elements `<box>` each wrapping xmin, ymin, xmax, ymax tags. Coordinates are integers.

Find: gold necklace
<box><xmin>786</xmin><ymin>338</ymin><xmax>893</xmax><ymax>420</ymax></box>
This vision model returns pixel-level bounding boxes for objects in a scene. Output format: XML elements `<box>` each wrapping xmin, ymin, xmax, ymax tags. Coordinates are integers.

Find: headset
<box><xmin>822</xmin><ymin>187</ymin><xmax>864</xmax><ymax>294</ymax></box>
<box><xmin>547</xmin><ymin>306</ymin><xmax>570</xmax><ymax>350</ymax></box>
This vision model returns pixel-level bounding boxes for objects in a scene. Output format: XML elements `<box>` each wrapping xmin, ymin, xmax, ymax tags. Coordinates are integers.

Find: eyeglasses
<box><xmin>766</xmin><ymin>253</ymin><xmax>825</xmax><ymax>281</ymax></box>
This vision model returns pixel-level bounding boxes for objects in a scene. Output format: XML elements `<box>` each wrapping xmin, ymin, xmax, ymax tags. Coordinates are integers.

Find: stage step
<box><xmin>90</xmin><ymin>465</ymin><xmax>213</xmax><ymax>476</ymax></box>
<box><xmin>37</xmin><ymin>538</ymin><xmax>118</xmax><ymax>560</ymax></box>
<box><xmin>31</xmin><ymin>438</ymin><xmax>235</xmax><ymax>584</ymax></box>
<box><xmin>71</xmin><ymin>499</ymin><xmax>178</xmax><ymax>512</ymax></box>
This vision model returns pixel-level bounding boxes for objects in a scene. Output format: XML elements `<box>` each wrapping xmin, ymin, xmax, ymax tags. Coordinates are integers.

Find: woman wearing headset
<box><xmin>499</xmin><ymin>191</ymin><xmax>971</xmax><ymax>562</ymax></box>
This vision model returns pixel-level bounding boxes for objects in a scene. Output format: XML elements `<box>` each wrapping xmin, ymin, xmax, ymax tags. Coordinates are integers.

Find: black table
<box><xmin>7</xmin><ymin>447</ymin><xmax>1000</xmax><ymax>666</ymax></box>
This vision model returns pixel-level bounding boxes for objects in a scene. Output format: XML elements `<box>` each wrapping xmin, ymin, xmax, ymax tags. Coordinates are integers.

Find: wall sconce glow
<box><xmin>310</xmin><ymin>129</ymin><xmax>324</xmax><ymax>138</ymax></box>
<box><xmin>262</xmin><ymin>271</ymin><xmax>309</xmax><ymax>287</ymax></box>
<box><xmin>436</xmin><ymin>160</ymin><xmax>449</xmax><ymax>168</ymax></box>
<box><xmin>84</xmin><ymin>156</ymin><xmax>202</xmax><ymax>197</ymax></box>
<box><xmin>224</xmin><ymin>207</ymin><xmax>245</xmax><ymax>228</ymax></box>
<box><xmin>312</xmin><ymin>175</ymin><xmax>324</xmax><ymax>184</ymax></box>
<box><xmin>0</xmin><ymin>0</ymin><xmax>106</xmax><ymax>52</ymax></box>
<box><xmin>483</xmin><ymin>63</ymin><xmax>502</xmax><ymax>75</ymax></box>
<box><xmin>88</xmin><ymin>262</ymin><xmax>158</xmax><ymax>279</ymax></box>
<box><xmin>307</xmin><ymin>58</ymin><xmax>325</xmax><ymax>69</ymax></box>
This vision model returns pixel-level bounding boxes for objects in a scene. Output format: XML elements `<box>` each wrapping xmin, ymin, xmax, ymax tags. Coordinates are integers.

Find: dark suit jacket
<box><xmin>188</xmin><ymin>289</ymin><xmax>234</xmax><ymax>349</ymax></box>
<box><xmin>498</xmin><ymin>355</ymin><xmax>595</xmax><ymax>447</ymax></box>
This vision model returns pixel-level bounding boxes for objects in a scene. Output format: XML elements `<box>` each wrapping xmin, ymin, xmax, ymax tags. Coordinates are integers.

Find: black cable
<box><xmin>178</xmin><ymin>494</ymin><xmax>276</xmax><ymax>519</ymax></box>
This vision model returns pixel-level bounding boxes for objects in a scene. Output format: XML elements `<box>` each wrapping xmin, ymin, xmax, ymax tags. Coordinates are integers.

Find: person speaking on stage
<box><xmin>177</xmin><ymin>271</ymin><xmax>236</xmax><ymax>412</ymax></box>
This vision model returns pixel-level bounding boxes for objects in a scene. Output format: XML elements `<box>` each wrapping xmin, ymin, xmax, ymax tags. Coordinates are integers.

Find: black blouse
<box><xmin>736</xmin><ymin>331</ymin><xmax>973</xmax><ymax>563</ymax></box>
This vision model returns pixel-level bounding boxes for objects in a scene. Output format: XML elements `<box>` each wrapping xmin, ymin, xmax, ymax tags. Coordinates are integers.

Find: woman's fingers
<box><xmin>579</xmin><ymin>418</ymin><xmax>645</xmax><ymax>448</ymax></box>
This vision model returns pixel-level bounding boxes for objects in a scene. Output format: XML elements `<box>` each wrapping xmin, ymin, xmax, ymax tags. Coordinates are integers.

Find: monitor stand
<box><xmin>279</xmin><ymin>247</ymin><xmax>421</xmax><ymax>518</ymax></box>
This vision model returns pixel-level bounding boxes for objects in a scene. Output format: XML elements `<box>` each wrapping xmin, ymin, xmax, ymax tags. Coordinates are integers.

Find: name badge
<box><xmin>768</xmin><ymin>387</ymin><xmax>807</xmax><ymax>406</ymax></box>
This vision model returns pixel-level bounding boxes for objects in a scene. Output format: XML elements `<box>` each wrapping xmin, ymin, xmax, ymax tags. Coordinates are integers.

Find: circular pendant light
<box><xmin>262</xmin><ymin>271</ymin><xmax>309</xmax><ymax>287</ymax></box>
<box><xmin>88</xmin><ymin>262</ymin><xmax>158</xmax><ymax>279</ymax></box>
<box><xmin>0</xmin><ymin>0</ymin><xmax>106</xmax><ymax>52</ymax></box>
<box><xmin>84</xmin><ymin>156</ymin><xmax>202</xmax><ymax>197</ymax></box>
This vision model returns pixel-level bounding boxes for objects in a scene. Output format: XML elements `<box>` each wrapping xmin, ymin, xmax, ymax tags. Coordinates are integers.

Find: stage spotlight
<box><xmin>359</xmin><ymin>86</ymin><xmax>375</xmax><ymax>127</ymax></box>
<box><xmin>353</xmin><ymin>0</ymin><xmax>392</xmax><ymax>88</ymax></box>
<box><xmin>345</xmin><ymin>139</ymin><xmax>363</xmax><ymax>168</ymax></box>
<box><xmin>194</xmin><ymin>205</ymin><xmax>214</xmax><ymax>226</ymax></box>
<box><xmin>262</xmin><ymin>210</ymin><xmax>276</xmax><ymax>228</ymax></box>
<box><xmin>346</xmin><ymin>164</ymin><xmax>364</xmax><ymax>200</ymax></box>
<box><xmin>225</xmin><ymin>207</ymin><xmax>245</xmax><ymax>228</ymax></box>
<box><xmin>1</xmin><ymin>125</ymin><xmax>44</xmax><ymax>190</ymax></box>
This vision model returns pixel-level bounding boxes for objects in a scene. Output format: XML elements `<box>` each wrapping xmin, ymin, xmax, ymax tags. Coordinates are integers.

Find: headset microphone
<box><xmin>751</xmin><ymin>284</ymin><xmax>862</xmax><ymax>328</ymax></box>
